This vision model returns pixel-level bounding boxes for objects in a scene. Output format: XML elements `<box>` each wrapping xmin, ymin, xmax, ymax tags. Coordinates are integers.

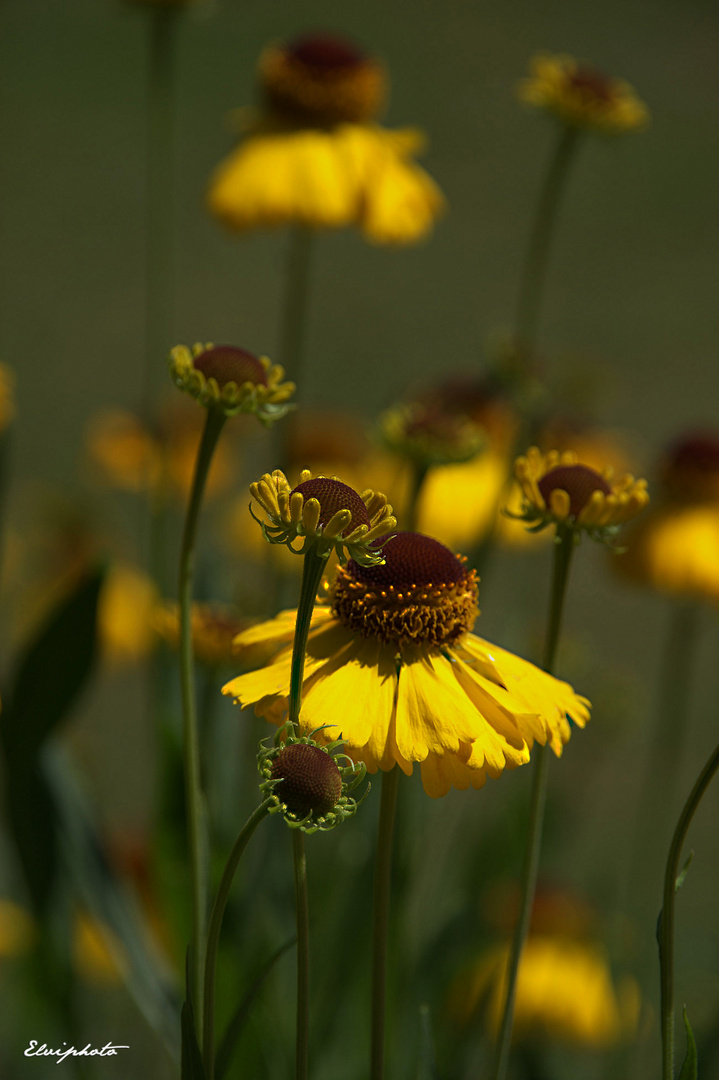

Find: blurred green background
<box><xmin>1</xmin><ymin>0</ymin><xmax>718</xmax><ymax>1077</ymax></box>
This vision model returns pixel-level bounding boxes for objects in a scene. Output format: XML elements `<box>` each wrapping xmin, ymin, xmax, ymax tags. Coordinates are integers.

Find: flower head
<box><xmin>257</xmin><ymin>725</ymin><xmax>367</xmax><ymax>833</ymax></box>
<box><xmin>249</xmin><ymin>469</ymin><xmax>396</xmax><ymax>566</ymax></box>
<box><xmin>223</xmin><ymin>531</ymin><xmax>589</xmax><ymax>797</ymax></box>
<box><xmin>207</xmin><ymin>33</ymin><xmax>444</xmax><ymax>244</ymax></box>
<box><xmin>518</xmin><ymin>53</ymin><xmax>649</xmax><ymax>134</ymax></box>
<box><xmin>615</xmin><ymin>431</ymin><xmax>719</xmax><ymax>601</ymax></box>
<box><xmin>512</xmin><ymin>447</ymin><xmax>649</xmax><ymax>542</ymax></box>
<box><xmin>260</xmin><ymin>33</ymin><xmax>386</xmax><ymax>126</ymax></box>
<box><xmin>168</xmin><ymin>343</ymin><xmax>294</xmax><ymax>423</ymax></box>
<box><xmin>451</xmin><ymin>936</ymin><xmax>638</xmax><ymax>1047</ymax></box>
<box><xmin>154</xmin><ymin>601</ymin><xmax>254</xmax><ymax>668</ymax></box>
<box><xmin>379</xmin><ymin>403</ymin><xmax>487</xmax><ymax>468</ymax></box>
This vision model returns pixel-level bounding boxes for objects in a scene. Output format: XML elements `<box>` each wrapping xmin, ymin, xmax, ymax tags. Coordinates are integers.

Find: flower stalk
<box><xmin>659</xmin><ymin>739</ymin><xmax>719</xmax><ymax>1080</ymax></box>
<box><xmin>370</xmin><ymin>765</ymin><xmax>400</xmax><ymax>1080</ymax></box>
<box><xmin>491</xmin><ymin>524</ymin><xmax>575</xmax><ymax>1080</ymax></box>
<box><xmin>202</xmin><ymin>798</ymin><xmax>272</xmax><ymax>1080</ymax></box>
<box><xmin>515</xmin><ymin>125</ymin><xmax>580</xmax><ymax>363</ymax></box>
<box><xmin>178</xmin><ymin>404</ymin><xmax>227</xmax><ymax>1041</ymax></box>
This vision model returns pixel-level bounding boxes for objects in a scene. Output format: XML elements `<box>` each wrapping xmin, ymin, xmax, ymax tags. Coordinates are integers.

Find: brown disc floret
<box><xmin>193</xmin><ymin>346</ymin><xmax>268</xmax><ymax>389</ymax></box>
<box><xmin>270</xmin><ymin>743</ymin><xmax>342</xmax><ymax>816</ymax></box>
<box><xmin>332</xmin><ymin>531</ymin><xmax>478</xmax><ymax>648</ymax></box>
<box><xmin>291</xmin><ymin>477</ymin><xmax>371</xmax><ymax>537</ymax></box>
<box><xmin>538</xmin><ymin>464</ymin><xmax>612</xmax><ymax>519</ymax></box>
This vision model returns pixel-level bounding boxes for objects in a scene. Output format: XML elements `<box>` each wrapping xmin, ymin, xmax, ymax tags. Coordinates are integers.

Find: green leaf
<box><xmin>1</xmin><ymin>567</ymin><xmax>104</xmax><ymax>759</ymax></box>
<box><xmin>215</xmin><ymin>938</ymin><xmax>295</xmax><ymax>1080</ymax></box>
<box><xmin>5</xmin><ymin>762</ymin><xmax>58</xmax><ymax>913</ymax></box>
<box><xmin>678</xmin><ymin>1006</ymin><xmax>698</xmax><ymax>1080</ymax></box>
<box><xmin>181</xmin><ymin>1001</ymin><xmax>206</xmax><ymax>1080</ymax></box>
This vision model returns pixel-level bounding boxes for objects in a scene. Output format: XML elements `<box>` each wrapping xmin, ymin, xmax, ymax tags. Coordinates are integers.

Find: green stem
<box><xmin>293</xmin><ymin>829</ymin><xmax>310</xmax><ymax>1080</ymax></box>
<box><xmin>144</xmin><ymin>6</ymin><xmax>178</xmax><ymax>414</ymax></box>
<box><xmin>288</xmin><ymin>549</ymin><xmax>326</xmax><ymax>731</ymax></box>
<box><xmin>286</xmin><ymin>546</ymin><xmax>326</xmax><ymax>1080</ymax></box>
<box><xmin>202</xmin><ymin>799</ymin><xmax>272</xmax><ymax>1080</ymax></box>
<box><xmin>178</xmin><ymin>405</ymin><xmax>227</xmax><ymax>1044</ymax></box>
<box><xmin>491</xmin><ymin>526</ymin><xmax>575</xmax><ymax>1080</ymax></box>
<box><xmin>279</xmin><ymin>226</ymin><xmax>314</xmax><ymax>393</ymax></box>
<box><xmin>659</xmin><ymin>740</ymin><xmax>719</xmax><ymax>1080</ymax></box>
<box><xmin>514</xmin><ymin>125</ymin><xmax>581</xmax><ymax>364</ymax></box>
<box><xmin>370</xmin><ymin>766</ymin><xmax>400</xmax><ymax>1080</ymax></box>
<box><xmin>406</xmin><ymin>461</ymin><xmax>430</xmax><ymax>533</ymax></box>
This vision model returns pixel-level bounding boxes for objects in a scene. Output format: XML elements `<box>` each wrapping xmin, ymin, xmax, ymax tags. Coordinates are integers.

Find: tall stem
<box><xmin>202</xmin><ymin>799</ymin><xmax>272</xmax><ymax>1080</ymax></box>
<box><xmin>144</xmin><ymin>7</ymin><xmax>178</xmax><ymax>414</ymax></box>
<box><xmin>178</xmin><ymin>405</ymin><xmax>226</xmax><ymax>1042</ymax></box>
<box><xmin>370</xmin><ymin>766</ymin><xmax>400</xmax><ymax>1080</ymax></box>
<box><xmin>293</xmin><ymin>830</ymin><xmax>310</xmax><ymax>1080</ymax></box>
<box><xmin>491</xmin><ymin>526</ymin><xmax>575</xmax><ymax>1080</ymax></box>
<box><xmin>514</xmin><ymin>125</ymin><xmax>580</xmax><ymax>364</ymax></box>
<box><xmin>279</xmin><ymin>227</ymin><xmax>314</xmax><ymax>393</ymax></box>
<box><xmin>288</xmin><ymin>549</ymin><xmax>326</xmax><ymax>731</ymax></box>
<box><xmin>286</xmin><ymin>546</ymin><xmax>325</xmax><ymax>1080</ymax></box>
<box><xmin>659</xmin><ymin>740</ymin><xmax>719</xmax><ymax>1080</ymax></box>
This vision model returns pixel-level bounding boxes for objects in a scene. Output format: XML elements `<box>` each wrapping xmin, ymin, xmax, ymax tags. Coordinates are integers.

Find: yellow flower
<box><xmin>99</xmin><ymin>563</ymin><xmax>159</xmax><ymax>665</ymax></box>
<box><xmin>154</xmin><ymin>601</ymin><xmax>259</xmax><ymax>667</ymax></box>
<box><xmin>518</xmin><ymin>53</ymin><xmax>649</xmax><ymax>134</ymax></box>
<box><xmin>73</xmin><ymin>912</ymin><xmax>125</xmax><ymax>986</ymax></box>
<box><xmin>615</xmin><ymin>433</ymin><xmax>719</xmax><ymax>601</ymax></box>
<box><xmin>513</xmin><ymin>446</ymin><xmax>649</xmax><ymax>540</ymax></box>
<box><xmin>168</xmin><ymin>343</ymin><xmax>294</xmax><ymax>422</ymax></box>
<box><xmin>249</xmin><ymin>469</ymin><xmax>396</xmax><ymax>566</ymax></box>
<box><xmin>207</xmin><ymin>33</ymin><xmax>444</xmax><ymax>244</ymax></box>
<box><xmin>0</xmin><ymin>363</ymin><xmax>15</xmax><ymax>432</ymax></box>
<box><xmin>379</xmin><ymin>403</ymin><xmax>487</xmax><ymax>468</ymax></box>
<box><xmin>86</xmin><ymin>403</ymin><xmax>238</xmax><ymax>501</ymax></box>
<box><xmin>223</xmin><ymin>531</ymin><xmax>589</xmax><ymax>798</ymax></box>
<box><xmin>452</xmin><ymin>936</ymin><xmax>639</xmax><ymax>1047</ymax></box>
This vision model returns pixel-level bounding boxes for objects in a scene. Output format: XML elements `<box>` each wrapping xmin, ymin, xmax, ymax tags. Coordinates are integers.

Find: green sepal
<box><xmin>678</xmin><ymin>1006</ymin><xmax>698</xmax><ymax>1080</ymax></box>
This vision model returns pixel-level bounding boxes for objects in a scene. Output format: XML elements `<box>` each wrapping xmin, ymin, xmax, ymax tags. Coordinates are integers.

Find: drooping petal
<box><xmin>395</xmin><ymin>648</ymin><xmax>482</xmax><ymax>761</ymax></box>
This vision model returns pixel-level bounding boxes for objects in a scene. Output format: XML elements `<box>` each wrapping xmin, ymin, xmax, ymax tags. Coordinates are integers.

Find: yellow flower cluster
<box><xmin>518</xmin><ymin>53</ymin><xmax>649</xmax><ymax>134</ymax></box>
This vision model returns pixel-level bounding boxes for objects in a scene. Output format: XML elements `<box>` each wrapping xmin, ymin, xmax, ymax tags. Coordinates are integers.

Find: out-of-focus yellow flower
<box><xmin>208</xmin><ymin>33</ymin><xmax>444</xmax><ymax>244</ymax></box>
<box><xmin>168</xmin><ymin>343</ymin><xmax>295</xmax><ymax>423</ymax></box>
<box><xmin>224</xmin><ymin>531</ymin><xmax>589</xmax><ymax>798</ymax></box>
<box><xmin>0</xmin><ymin>899</ymin><xmax>34</xmax><ymax>957</ymax></box>
<box><xmin>99</xmin><ymin>563</ymin><xmax>159</xmax><ymax>665</ymax></box>
<box><xmin>379</xmin><ymin>403</ymin><xmax>487</xmax><ymax>469</ymax></box>
<box><xmin>86</xmin><ymin>402</ymin><xmax>238</xmax><ymax>502</ymax></box>
<box><xmin>73</xmin><ymin>912</ymin><xmax>125</xmax><ymax>986</ymax></box>
<box><xmin>452</xmin><ymin>936</ymin><xmax>639</xmax><ymax>1047</ymax></box>
<box><xmin>616</xmin><ymin>433</ymin><xmax>719</xmax><ymax>601</ymax></box>
<box><xmin>0</xmin><ymin>364</ymin><xmax>16</xmax><ymax>432</ymax></box>
<box><xmin>154</xmin><ymin>601</ymin><xmax>259</xmax><ymax>668</ymax></box>
<box><xmin>415</xmin><ymin>452</ymin><xmax>510</xmax><ymax>549</ymax></box>
<box><xmin>518</xmin><ymin>53</ymin><xmax>649</xmax><ymax>134</ymax></box>
<box><xmin>513</xmin><ymin>447</ymin><xmax>649</xmax><ymax>540</ymax></box>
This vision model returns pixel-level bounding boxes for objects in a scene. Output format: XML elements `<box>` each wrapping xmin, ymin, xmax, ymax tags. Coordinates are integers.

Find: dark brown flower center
<box><xmin>270</xmin><ymin>743</ymin><xmax>342</xmax><ymax>816</ymax></box>
<box><xmin>349</xmin><ymin>532</ymin><xmax>467</xmax><ymax>589</ymax></box>
<box><xmin>662</xmin><ymin>432</ymin><xmax>719</xmax><ymax>501</ymax></box>
<box><xmin>334</xmin><ymin>533</ymin><xmax>477</xmax><ymax>648</ymax></box>
<box><xmin>538</xmin><ymin>464</ymin><xmax>612</xmax><ymax>518</ymax></box>
<box><xmin>291</xmin><ymin>477</ymin><xmax>370</xmax><ymax>536</ymax></box>
<box><xmin>193</xmin><ymin>346</ymin><xmax>267</xmax><ymax>389</ymax></box>
<box><xmin>288</xmin><ymin>34</ymin><xmax>365</xmax><ymax>73</ymax></box>
<box><xmin>569</xmin><ymin>66</ymin><xmax>614</xmax><ymax>102</ymax></box>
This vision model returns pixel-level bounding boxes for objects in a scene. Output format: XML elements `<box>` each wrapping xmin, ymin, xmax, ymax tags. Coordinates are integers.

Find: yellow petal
<box><xmin>395</xmin><ymin>649</ymin><xmax>483</xmax><ymax>761</ymax></box>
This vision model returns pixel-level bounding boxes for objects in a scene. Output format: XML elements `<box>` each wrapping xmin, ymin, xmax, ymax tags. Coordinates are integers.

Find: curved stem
<box><xmin>288</xmin><ymin>549</ymin><xmax>326</xmax><ymax>731</ymax></box>
<box><xmin>293</xmin><ymin>830</ymin><xmax>310</xmax><ymax>1080</ymax></box>
<box><xmin>491</xmin><ymin>526</ymin><xmax>575</xmax><ymax>1080</ymax></box>
<box><xmin>285</xmin><ymin>546</ymin><xmax>326</xmax><ymax>1079</ymax></box>
<box><xmin>659</xmin><ymin>740</ymin><xmax>719</xmax><ymax>1080</ymax></box>
<box><xmin>178</xmin><ymin>405</ymin><xmax>227</xmax><ymax>1043</ymax></box>
<box><xmin>370</xmin><ymin>766</ymin><xmax>400</xmax><ymax>1080</ymax></box>
<box><xmin>514</xmin><ymin>125</ymin><xmax>581</xmax><ymax>364</ymax></box>
<box><xmin>202</xmin><ymin>799</ymin><xmax>272</xmax><ymax>1080</ymax></box>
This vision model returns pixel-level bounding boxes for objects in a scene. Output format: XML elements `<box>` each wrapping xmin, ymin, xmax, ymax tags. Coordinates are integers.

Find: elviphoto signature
<box><xmin>24</xmin><ymin>1041</ymin><xmax>129</xmax><ymax>1064</ymax></box>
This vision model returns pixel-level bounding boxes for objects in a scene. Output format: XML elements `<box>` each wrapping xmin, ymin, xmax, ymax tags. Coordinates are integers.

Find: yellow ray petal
<box><xmin>395</xmin><ymin>648</ymin><xmax>484</xmax><ymax>762</ymax></box>
<box><xmin>420</xmin><ymin>749</ymin><xmax>488</xmax><ymax>798</ymax></box>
